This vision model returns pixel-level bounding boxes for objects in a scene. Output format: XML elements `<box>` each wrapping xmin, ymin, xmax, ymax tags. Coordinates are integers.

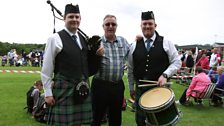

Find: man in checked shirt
<box><xmin>91</xmin><ymin>14</ymin><xmax>130</xmax><ymax>126</ymax></box>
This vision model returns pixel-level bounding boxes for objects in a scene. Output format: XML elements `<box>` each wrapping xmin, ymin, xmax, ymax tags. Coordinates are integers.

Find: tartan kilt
<box><xmin>47</xmin><ymin>74</ymin><xmax>92</xmax><ymax>126</ymax></box>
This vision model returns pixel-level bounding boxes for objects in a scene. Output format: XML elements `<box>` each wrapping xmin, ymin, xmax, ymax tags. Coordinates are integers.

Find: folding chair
<box><xmin>192</xmin><ymin>83</ymin><xmax>216</xmax><ymax>105</ymax></box>
<box><xmin>213</xmin><ymin>88</ymin><xmax>224</xmax><ymax>106</ymax></box>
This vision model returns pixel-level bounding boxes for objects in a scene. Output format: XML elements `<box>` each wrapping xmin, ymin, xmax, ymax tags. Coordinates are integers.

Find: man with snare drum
<box><xmin>127</xmin><ymin>11</ymin><xmax>181</xmax><ymax>126</ymax></box>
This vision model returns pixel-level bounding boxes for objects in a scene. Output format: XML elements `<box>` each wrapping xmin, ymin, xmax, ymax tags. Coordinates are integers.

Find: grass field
<box><xmin>0</xmin><ymin>66</ymin><xmax>223</xmax><ymax>126</ymax></box>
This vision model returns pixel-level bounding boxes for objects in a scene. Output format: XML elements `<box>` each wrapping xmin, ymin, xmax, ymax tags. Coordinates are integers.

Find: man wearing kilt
<box><xmin>41</xmin><ymin>4</ymin><xmax>103</xmax><ymax>126</ymax></box>
<box><xmin>127</xmin><ymin>11</ymin><xmax>181</xmax><ymax>126</ymax></box>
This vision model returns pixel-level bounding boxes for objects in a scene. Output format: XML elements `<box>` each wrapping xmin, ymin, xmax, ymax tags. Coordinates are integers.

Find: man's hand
<box><xmin>157</xmin><ymin>75</ymin><xmax>167</xmax><ymax>86</ymax></box>
<box><xmin>88</xmin><ymin>35</ymin><xmax>102</xmax><ymax>53</ymax></box>
<box><xmin>130</xmin><ymin>90</ymin><xmax>136</xmax><ymax>100</ymax></box>
<box><xmin>135</xmin><ymin>34</ymin><xmax>143</xmax><ymax>42</ymax></box>
<box><xmin>45</xmin><ymin>96</ymin><xmax>55</xmax><ymax>106</ymax></box>
<box><xmin>186</xmin><ymin>97</ymin><xmax>190</xmax><ymax>101</ymax></box>
<box><xmin>96</xmin><ymin>46</ymin><xmax>104</xmax><ymax>56</ymax></box>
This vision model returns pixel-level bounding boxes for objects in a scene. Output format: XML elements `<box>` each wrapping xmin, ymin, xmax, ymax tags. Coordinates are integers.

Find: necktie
<box><xmin>146</xmin><ymin>39</ymin><xmax>152</xmax><ymax>52</ymax></box>
<box><xmin>71</xmin><ymin>35</ymin><xmax>80</xmax><ymax>48</ymax></box>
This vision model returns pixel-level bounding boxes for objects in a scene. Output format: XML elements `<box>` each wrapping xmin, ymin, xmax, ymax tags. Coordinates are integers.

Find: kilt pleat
<box><xmin>47</xmin><ymin>74</ymin><xmax>92</xmax><ymax>126</ymax></box>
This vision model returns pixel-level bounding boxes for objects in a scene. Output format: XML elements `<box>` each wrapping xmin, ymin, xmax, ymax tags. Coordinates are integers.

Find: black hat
<box><xmin>64</xmin><ymin>4</ymin><xmax>80</xmax><ymax>16</ymax></box>
<box><xmin>141</xmin><ymin>11</ymin><xmax>155</xmax><ymax>20</ymax></box>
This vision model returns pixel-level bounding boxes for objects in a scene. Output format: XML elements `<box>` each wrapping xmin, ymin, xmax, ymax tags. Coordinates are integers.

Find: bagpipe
<box><xmin>46</xmin><ymin>0</ymin><xmax>101</xmax><ymax>52</ymax></box>
<box><xmin>47</xmin><ymin>0</ymin><xmax>102</xmax><ymax>75</ymax></box>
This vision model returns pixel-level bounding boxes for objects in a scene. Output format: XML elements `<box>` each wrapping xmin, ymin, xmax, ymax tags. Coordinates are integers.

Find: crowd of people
<box><xmin>177</xmin><ymin>47</ymin><xmax>224</xmax><ymax>107</ymax></box>
<box><xmin>179</xmin><ymin>47</ymin><xmax>223</xmax><ymax>74</ymax></box>
<box><xmin>1</xmin><ymin>49</ymin><xmax>43</xmax><ymax>67</ymax></box>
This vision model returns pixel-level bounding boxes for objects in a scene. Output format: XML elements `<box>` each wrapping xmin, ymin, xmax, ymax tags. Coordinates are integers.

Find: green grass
<box><xmin>0</xmin><ymin>72</ymin><xmax>45</xmax><ymax>126</ymax></box>
<box><xmin>0</xmin><ymin>66</ymin><xmax>40</xmax><ymax>71</ymax></box>
<box><xmin>0</xmin><ymin>66</ymin><xmax>223</xmax><ymax>126</ymax></box>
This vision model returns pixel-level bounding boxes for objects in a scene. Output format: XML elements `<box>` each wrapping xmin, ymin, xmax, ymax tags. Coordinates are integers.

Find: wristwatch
<box><xmin>162</xmin><ymin>73</ymin><xmax>168</xmax><ymax>78</ymax></box>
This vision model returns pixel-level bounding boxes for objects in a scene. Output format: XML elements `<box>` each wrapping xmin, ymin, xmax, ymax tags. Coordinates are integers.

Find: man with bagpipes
<box><xmin>42</xmin><ymin>2</ymin><xmax>103</xmax><ymax>126</ymax></box>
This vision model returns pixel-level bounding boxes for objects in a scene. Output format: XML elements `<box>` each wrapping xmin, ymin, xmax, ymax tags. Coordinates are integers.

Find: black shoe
<box><xmin>182</xmin><ymin>100</ymin><xmax>193</xmax><ymax>106</ymax></box>
<box><xmin>211</xmin><ymin>102</ymin><xmax>220</xmax><ymax>107</ymax></box>
<box><xmin>213</xmin><ymin>103</ymin><xmax>219</xmax><ymax>107</ymax></box>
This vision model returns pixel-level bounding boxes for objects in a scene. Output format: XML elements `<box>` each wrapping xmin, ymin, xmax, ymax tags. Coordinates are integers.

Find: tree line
<box><xmin>0</xmin><ymin>42</ymin><xmax>45</xmax><ymax>56</ymax></box>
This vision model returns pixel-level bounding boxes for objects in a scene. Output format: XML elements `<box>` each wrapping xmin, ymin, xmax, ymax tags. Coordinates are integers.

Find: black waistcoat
<box><xmin>133</xmin><ymin>33</ymin><xmax>169</xmax><ymax>81</ymax></box>
<box><xmin>54</xmin><ymin>30</ymin><xmax>89</xmax><ymax>80</ymax></box>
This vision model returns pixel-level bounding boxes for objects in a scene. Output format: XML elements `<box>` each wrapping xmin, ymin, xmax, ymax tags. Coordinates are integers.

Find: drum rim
<box><xmin>145</xmin><ymin>113</ymin><xmax>180</xmax><ymax>126</ymax></box>
<box><xmin>139</xmin><ymin>87</ymin><xmax>175</xmax><ymax>111</ymax></box>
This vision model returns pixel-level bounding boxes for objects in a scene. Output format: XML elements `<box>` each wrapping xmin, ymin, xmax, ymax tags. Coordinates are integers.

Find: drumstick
<box><xmin>138</xmin><ymin>82</ymin><xmax>173</xmax><ymax>88</ymax></box>
<box><xmin>139</xmin><ymin>80</ymin><xmax>158</xmax><ymax>84</ymax></box>
<box><xmin>128</xmin><ymin>98</ymin><xmax>135</xmax><ymax>103</ymax></box>
<box><xmin>138</xmin><ymin>84</ymin><xmax>158</xmax><ymax>87</ymax></box>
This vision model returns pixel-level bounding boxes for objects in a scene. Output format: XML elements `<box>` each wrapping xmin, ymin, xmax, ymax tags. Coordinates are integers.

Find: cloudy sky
<box><xmin>0</xmin><ymin>0</ymin><xmax>224</xmax><ymax>45</ymax></box>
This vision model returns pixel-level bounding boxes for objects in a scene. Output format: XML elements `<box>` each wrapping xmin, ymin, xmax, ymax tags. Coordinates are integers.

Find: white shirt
<box><xmin>127</xmin><ymin>33</ymin><xmax>181</xmax><ymax>91</ymax></box>
<box><xmin>143</xmin><ymin>33</ymin><xmax>156</xmax><ymax>48</ymax></box>
<box><xmin>41</xmin><ymin>28</ymin><xmax>81</xmax><ymax>97</ymax></box>
<box><xmin>209</xmin><ymin>53</ymin><xmax>219</xmax><ymax>67</ymax></box>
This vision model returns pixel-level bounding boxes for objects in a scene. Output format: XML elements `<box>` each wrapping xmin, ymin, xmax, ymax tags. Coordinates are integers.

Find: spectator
<box><xmin>186</xmin><ymin>51</ymin><xmax>194</xmax><ymax>73</ymax></box>
<box><xmin>26</xmin><ymin>80</ymin><xmax>43</xmax><ymax>113</ymax></box>
<box><xmin>207</xmin><ymin>66</ymin><xmax>218</xmax><ymax>83</ymax></box>
<box><xmin>179</xmin><ymin>66</ymin><xmax>211</xmax><ymax>105</ymax></box>
<box><xmin>31</xmin><ymin>80</ymin><xmax>43</xmax><ymax>107</ymax></box>
<box><xmin>209</xmin><ymin>48</ymin><xmax>220</xmax><ymax>69</ymax></box>
<box><xmin>211</xmin><ymin>66</ymin><xmax>224</xmax><ymax>106</ymax></box>
<box><xmin>206</xmin><ymin>49</ymin><xmax>212</xmax><ymax>61</ymax></box>
<box><xmin>196</xmin><ymin>52</ymin><xmax>210</xmax><ymax>72</ymax></box>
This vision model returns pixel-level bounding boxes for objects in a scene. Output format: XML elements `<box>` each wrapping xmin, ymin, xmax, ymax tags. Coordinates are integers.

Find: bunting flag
<box><xmin>0</xmin><ymin>70</ymin><xmax>40</xmax><ymax>74</ymax></box>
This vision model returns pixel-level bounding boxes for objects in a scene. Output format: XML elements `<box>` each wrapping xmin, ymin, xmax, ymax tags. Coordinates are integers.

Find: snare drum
<box><xmin>139</xmin><ymin>87</ymin><xmax>180</xmax><ymax>126</ymax></box>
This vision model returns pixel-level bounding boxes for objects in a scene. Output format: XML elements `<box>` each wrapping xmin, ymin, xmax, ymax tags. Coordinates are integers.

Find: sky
<box><xmin>0</xmin><ymin>0</ymin><xmax>224</xmax><ymax>45</ymax></box>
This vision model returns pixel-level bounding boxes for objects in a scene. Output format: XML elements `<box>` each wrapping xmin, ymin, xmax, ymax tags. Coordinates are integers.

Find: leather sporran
<box><xmin>74</xmin><ymin>81</ymin><xmax>90</xmax><ymax>104</ymax></box>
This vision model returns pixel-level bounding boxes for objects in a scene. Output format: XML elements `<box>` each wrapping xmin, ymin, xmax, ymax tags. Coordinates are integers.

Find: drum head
<box><xmin>140</xmin><ymin>87</ymin><xmax>173</xmax><ymax>109</ymax></box>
